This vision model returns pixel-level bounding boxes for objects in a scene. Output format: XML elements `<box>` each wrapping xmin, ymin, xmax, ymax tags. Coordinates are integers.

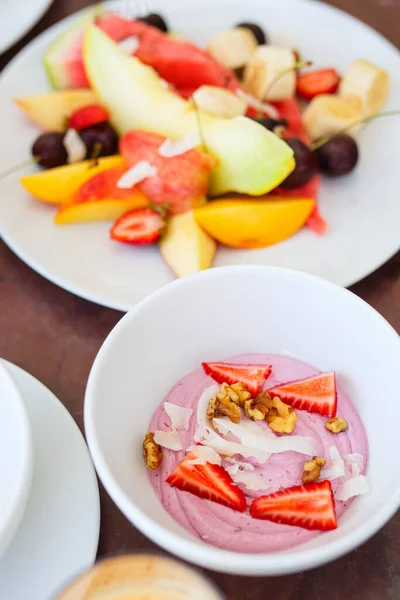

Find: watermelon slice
<box><xmin>43</xmin><ymin>6</ymin><xmax>102</xmax><ymax>89</ymax></box>
<box><xmin>44</xmin><ymin>11</ymin><xmax>239</xmax><ymax>96</ymax></box>
<box><xmin>272</xmin><ymin>99</ymin><xmax>327</xmax><ymax>235</ymax></box>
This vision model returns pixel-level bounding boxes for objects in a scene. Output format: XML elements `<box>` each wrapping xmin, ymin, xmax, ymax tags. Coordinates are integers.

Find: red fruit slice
<box><xmin>202</xmin><ymin>362</ymin><xmax>272</xmax><ymax>396</ymax></box>
<box><xmin>76</xmin><ymin>168</ymin><xmax>137</xmax><ymax>202</ymax></box>
<box><xmin>167</xmin><ymin>452</ymin><xmax>247</xmax><ymax>512</ymax></box>
<box><xmin>296</xmin><ymin>69</ymin><xmax>341</xmax><ymax>100</ymax></box>
<box><xmin>268</xmin><ymin>372</ymin><xmax>337</xmax><ymax>417</ymax></box>
<box><xmin>250</xmin><ymin>480</ymin><xmax>337</xmax><ymax>531</ymax></box>
<box><xmin>110</xmin><ymin>207</ymin><xmax>165</xmax><ymax>245</ymax></box>
<box><xmin>69</xmin><ymin>104</ymin><xmax>110</xmax><ymax>130</ymax></box>
<box><xmin>120</xmin><ymin>130</ymin><xmax>216</xmax><ymax>215</ymax></box>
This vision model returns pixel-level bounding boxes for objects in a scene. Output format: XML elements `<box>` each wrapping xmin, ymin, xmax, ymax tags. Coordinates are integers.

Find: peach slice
<box><xmin>15</xmin><ymin>89</ymin><xmax>98</xmax><ymax>131</ymax></box>
<box><xmin>54</xmin><ymin>167</ymin><xmax>149</xmax><ymax>224</ymax></box>
<box><xmin>21</xmin><ymin>155</ymin><xmax>126</xmax><ymax>204</ymax></box>
<box><xmin>194</xmin><ymin>196</ymin><xmax>315</xmax><ymax>248</ymax></box>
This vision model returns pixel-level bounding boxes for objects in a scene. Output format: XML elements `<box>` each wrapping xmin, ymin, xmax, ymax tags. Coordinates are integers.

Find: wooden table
<box><xmin>1</xmin><ymin>1</ymin><xmax>399</xmax><ymax>597</ymax></box>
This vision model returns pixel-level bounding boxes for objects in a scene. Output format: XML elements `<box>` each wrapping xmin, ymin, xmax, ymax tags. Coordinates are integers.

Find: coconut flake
<box><xmin>231</xmin><ymin>471</ymin><xmax>270</xmax><ymax>491</ymax></box>
<box><xmin>201</xmin><ymin>427</ymin><xmax>269</xmax><ymax>463</ymax></box>
<box><xmin>235</xmin><ymin>89</ymin><xmax>280</xmax><ymax>119</ymax></box>
<box><xmin>194</xmin><ymin>425</ymin><xmax>209</xmax><ymax>443</ymax></box>
<box><xmin>320</xmin><ymin>446</ymin><xmax>345</xmax><ymax>481</ymax></box>
<box><xmin>164</xmin><ymin>402</ymin><xmax>193</xmax><ymax>431</ymax></box>
<box><xmin>321</xmin><ymin>460</ymin><xmax>345</xmax><ymax>481</ymax></box>
<box><xmin>225</xmin><ymin>457</ymin><xmax>254</xmax><ymax>472</ymax></box>
<box><xmin>118</xmin><ymin>35</ymin><xmax>140</xmax><ymax>55</ymax></box>
<box><xmin>213</xmin><ymin>418</ymin><xmax>317</xmax><ymax>457</ymax></box>
<box><xmin>330</xmin><ymin>446</ymin><xmax>342</xmax><ymax>462</ymax></box>
<box><xmin>196</xmin><ymin>385</ymin><xmax>219</xmax><ymax>430</ymax></box>
<box><xmin>225</xmin><ymin>463</ymin><xmax>240</xmax><ymax>476</ymax></box>
<box><xmin>336</xmin><ymin>475</ymin><xmax>370</xmax><ymax>502</ymax></box>
<box><xmin>345</xmin><ymin>453</ymin><xmax>364</xmax><ymax>476</ymax></box>
<box><xmin>63</xmin><ymin>128</ymin><xmax>87</xmax><ymax>164</ymax></box>
<box><xmin>187</xmin><ymin>445</ymin><xmax>221</xmax><ymax>466</ymax></box>
<box><xmin>154</xmin><ymin>429</ymin><xmax>183</xmax><ymax>451</ymax></box>
<box><xmin>158</xmin><ymin>133</ymin><xmax>202</xmax><ymax>158</ymax></box>
<box><xmin>116</xmin><ymin>161</ymin><xmax>157</xmax><ymax>189</ymax></box>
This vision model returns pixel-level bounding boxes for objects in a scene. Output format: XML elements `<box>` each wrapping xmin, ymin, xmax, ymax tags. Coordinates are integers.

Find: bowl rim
<box><xmin>0</xmin><ymin>360</ymin><xmax>33</xmax><ymax>558</ymax></box>
<box><xmin>84</xmin><ymin>265</ymin><xmax>400</xmax><ymax>575</ymax></box>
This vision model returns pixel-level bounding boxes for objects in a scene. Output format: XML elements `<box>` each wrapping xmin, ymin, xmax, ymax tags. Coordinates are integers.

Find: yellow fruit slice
<box><xmin>54</xmin><ymin>192</ymin><xmax>148</xmax><ymax>225</ymax></box>
<box><xmin>160</xmin><ymin>210</ymin><xmax>216</xmax><ymax>277</ymax></box>
<box><xmin>15</xmin><ymin>89</ymin><xmax>98</xmax><ymax>131</ymax></box>
<box><xmin>21</xmin><ymin>156</ymin><xmax>126</xmax><ymax>204</ymax></box>
<box><xmin>194</xmin><ymin>197</ymin><xmax>315</xmax><ymax>248</ymax></box>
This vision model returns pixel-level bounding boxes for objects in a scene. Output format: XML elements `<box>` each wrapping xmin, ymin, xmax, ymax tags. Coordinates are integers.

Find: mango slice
<box><xmin>194</xmin><ymin>197</ymin><xmax>315</xmax><ymax>248</ymax></box>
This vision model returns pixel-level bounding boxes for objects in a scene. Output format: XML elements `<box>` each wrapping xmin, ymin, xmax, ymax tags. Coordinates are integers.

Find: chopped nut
<box><xmin>302</xmin><ymin>456</ymin><xmax>326</xmax><ymax>484</ymax></box>
<box><xmin>325</xmin><ymin>417</ymin><xmax>348</xmax><ymax>434</ymax></box>
<box><xmin>266</xmin><ymin>396</ymin><xmax>298</xmax><ymax>434</ymax></box>
<box><xmin>143</xmin><ymin>432</ymin><xmax>163</xmax><ymax>470</ymax></box>
<box><xmin>226</xmin><ymin>382</ymin><xmax>252</xmax><ymax>407</ymax></box>
<box><xmin>244</xmin><ymin>391</ymin><xmax>272</xmax><ymax>421</ymax></box>
<box><xmin>207</xmin><ymin>383</ymin><xmax>242</xmax><ymax>424</ymax></box>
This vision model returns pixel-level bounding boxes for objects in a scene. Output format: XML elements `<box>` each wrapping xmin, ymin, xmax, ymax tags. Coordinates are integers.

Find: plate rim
<box><xmin>0</xmin><ymin>359</ymin><xmax>100</xmax><ymax>598</ymax></box>
<box><xmin>0</xmin><ymin>0</ymin><xmax>399</xmax><ymax>311</ymax></box>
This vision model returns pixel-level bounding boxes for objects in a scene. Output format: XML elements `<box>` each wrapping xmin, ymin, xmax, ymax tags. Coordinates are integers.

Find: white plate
<box><xmin>0</xmin><ymin>0</ymin><xmax>53</xmax><ymax>55</ymax></box>
<box><xmin>0</xmin><ymin>361</ymin><xmax>100</xmax><ymax>600</ymax></box>
<box><xmin>0</xmin><ymin>362</ymin><xmax>32</xmax><ymax>560</ymax></box>
<box><xmin>0</xmin><ymin>0</ymin><xmax>399</xmax><ymax>311</ymax></box>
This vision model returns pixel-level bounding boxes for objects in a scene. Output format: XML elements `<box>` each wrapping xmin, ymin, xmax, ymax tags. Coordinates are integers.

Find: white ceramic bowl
<box><xmin>0</xmin><ymin>360</ymin><xmax>33</xmax><ymax>559</ymax></box>
<box><xmin>84</xmin><ymin>266</ymin><xmax>400</xmax><ymax>576</ymax></box>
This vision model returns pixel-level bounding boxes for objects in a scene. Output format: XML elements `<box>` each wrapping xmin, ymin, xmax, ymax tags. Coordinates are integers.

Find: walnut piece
<box><xmin>302</xmin><ymin>456</ymin><xmax>326</xmax><ymax>484</ymax></box>
<box><xmin>325</xmin><ymin>417</ymin><xmax>348</xmax><ymax>434</ymax></box>
<box><xmin>266</xmin><ymin>396</ymin><xmax>298</xmax><ymax>434</ymax></box>
<box><xmin>143</xmin><ymin>432</ymin><xmax>163</xmax><ymax>470</ymax></box>
<box><xmin>222</xmin><ymin>382</ymin><xmax>252</xmax><ymax>407</ymax></box>
<box><xmin>244</xmin><ymin>391</ymin><xmax>272</xmax><ymax>421</ymax></box>
<box><xmin>207</xmin><ymin>383</ymin><xmax>242</xmax><ymax>424</ymax></box>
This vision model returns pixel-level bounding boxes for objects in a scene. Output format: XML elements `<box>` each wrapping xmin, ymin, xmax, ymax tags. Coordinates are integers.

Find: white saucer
<box><xmin>0</xmin><ymin>0</ymin><xmax>54</xmax><ymax>55</ymax></box>
<box><xmin>0</xmin><ymin>361</ymin><xmax>100</xmax><ymax>600</ymax></box>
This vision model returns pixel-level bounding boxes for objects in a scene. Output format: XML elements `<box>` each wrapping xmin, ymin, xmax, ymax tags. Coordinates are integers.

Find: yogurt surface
<box><xmin>148</xmin><ymin>354</ymin><xmax>368</xmax><ymax>553</ymax></box>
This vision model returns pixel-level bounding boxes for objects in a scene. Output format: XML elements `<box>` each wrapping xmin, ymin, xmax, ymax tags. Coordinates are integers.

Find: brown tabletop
<box><xmin>1</xmin><ymin>1</ymin><xmax>399</xmax><ymax>597</ymax></box>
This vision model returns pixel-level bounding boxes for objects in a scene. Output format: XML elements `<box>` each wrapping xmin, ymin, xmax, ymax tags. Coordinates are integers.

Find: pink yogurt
<box><xmin>148</xmin><ymin>354</ymin><xmax>368</xmax><ymax>553</ymax></box>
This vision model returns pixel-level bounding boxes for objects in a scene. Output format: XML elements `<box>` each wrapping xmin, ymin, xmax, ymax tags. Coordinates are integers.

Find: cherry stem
<box><xmin>0</xmin><ymin>156</ymin><xmax>41</xmax><ymax>180</ymax></box>
<box><xmin>311</xmin><ymin>110</ymin><xmax>400</xmax><ymax>151</ymax></box>
<box><xmin>256</xmin><ymin>60</ymin><xmax>312</xmax><ymax>119</ymax></box>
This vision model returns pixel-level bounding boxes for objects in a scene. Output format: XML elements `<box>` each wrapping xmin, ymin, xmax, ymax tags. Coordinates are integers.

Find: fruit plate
<box><xmin>0</xmin><ymin>0</ymin><xmax>400</xmax><ymax>311</ymax></box>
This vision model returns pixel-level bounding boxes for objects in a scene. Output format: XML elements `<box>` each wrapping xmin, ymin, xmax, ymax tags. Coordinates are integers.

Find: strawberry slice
<box><xmin>167</xmin><ymin>452</ymin><xmax>247</xmax><ymax>512</ymax></box>
<box><xmin>250</xmin><ymin>480</ymin><xmax>337</xmax><ymax>531</ymax></box>
<box><xmin>69</xmin><ymin>104</ymin><xmax>110</xmax><ymax>131</ymax></box>
<box><xmin>296</xmin><ymin>69</ymin><xmax>340</xmax><ymax>100</ymax></box>
<box><xmin>268</xmin><ymin>372</ymin><xmax>337</xmax><ymax>417</ymax></box>
<box><xmin>110</xmin><ymin>207</ymin><xmax>165</xmax><ymax>246</ymax></box>
<box><xmin>202</xmin><ymin>362</ymin><xmax>272</xmax><ymax>396</ymax></box>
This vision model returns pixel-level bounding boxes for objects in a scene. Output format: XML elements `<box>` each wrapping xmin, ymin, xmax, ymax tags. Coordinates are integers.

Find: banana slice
<box><xmin>192</xmin><ymin>86</ymin><xmax>247</xmax><ymax>118</ymax></box>
<box><xmin>303</xmin><ymin>94</ymin><xmax>362</xmax><ymax>141</ymax></box>
<box><xmin>207</xmin><ymin>28</ymin><xmax>258</xmax><ymax>70</ymax></box>
<box><xmin>339</xmin><ymin>59</ymin><xmax>389</xmax><ymax>117</ymax></box>
<box><xmin>243</xmin><ymin>46</ymin><xmax>296</xmax><ymax>101</ymax></box>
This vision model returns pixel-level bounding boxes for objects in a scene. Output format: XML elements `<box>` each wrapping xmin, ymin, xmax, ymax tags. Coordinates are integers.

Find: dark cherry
<box><xmin>315</xmin><ymin>134</ymin><xmax>359</xmax><ymax>176</ymax></box>
<box><xmin>280</xmin><ymin>137</ymin><xmax>319</xmax><ymax>189</ymax></box>
<box><xmin>138</xmin><ymin>13</ymin><xmax>168</xmax><ymax>32</ymax></box>
<box><xmin>237</xmin><ymin>22</ymin><xmax>267</xmax><ymax>45</ymax></box>
<box><xmin>32</xmin><ymin>132</ymin><xmax>68</xmax><ymax>169</ymax></box>
<box><xmin>254</xmin><ymin>117</ymin><xmax>288</xmax><ymax>136</ymax></box>
<box><xmin>79</xmin><ymin>122</ymin><xmax>119</xmax><ymax>159</ymax></box>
